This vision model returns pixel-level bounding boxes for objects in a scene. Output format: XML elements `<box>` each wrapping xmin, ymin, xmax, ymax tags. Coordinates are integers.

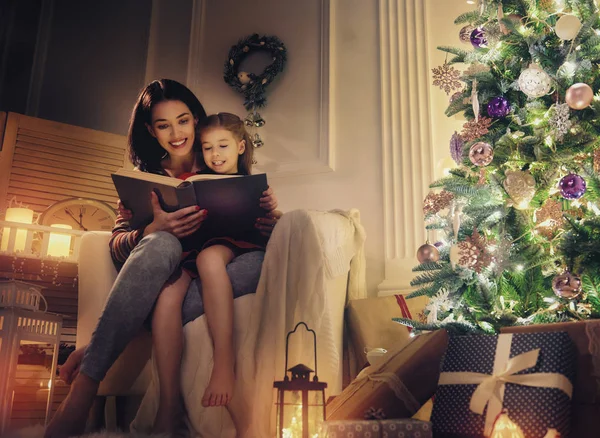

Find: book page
<box><xmin>112</xmin><ymin>168</ymin><xmax>183</xmax><ymax>188</ymax></box>
<box><xmin>185</xmin><ymin>174</ymin><xmax>241</xmax><ymax>182</ymax></box>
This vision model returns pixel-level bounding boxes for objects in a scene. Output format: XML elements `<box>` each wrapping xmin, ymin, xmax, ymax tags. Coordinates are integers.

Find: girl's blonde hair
<box><xmin>198</xmin><ymin>113</ymin><xmax>254</xmax><ymax>175</ymax></box>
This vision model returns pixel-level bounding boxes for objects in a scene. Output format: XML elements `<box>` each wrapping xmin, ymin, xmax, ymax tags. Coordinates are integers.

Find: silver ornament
<box><xmin>252</xmin><ymin>133</ymin><xmax>264</xmax><ymax>148</ymax></box>
<box><xmin>518</xmin><ymin>64</ymin><xmax>552</xmax><ymax>98</ymax></box>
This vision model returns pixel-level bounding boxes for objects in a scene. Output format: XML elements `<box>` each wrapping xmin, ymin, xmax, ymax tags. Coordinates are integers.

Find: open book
<box><xmin>111</xmin><ymin>169</ymin><xmax>269</xmax><ymax>238</ymax></box>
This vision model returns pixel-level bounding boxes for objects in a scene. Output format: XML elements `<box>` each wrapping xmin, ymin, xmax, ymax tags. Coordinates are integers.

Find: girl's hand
<box><xmin>116</xmin><ymin>199</ymin><xmax>133</xmax><ymax>221</ymax></box>
<box><xmin>144</xmin><ymin>191</ymin><xmax>207</xmax><ymax>238</ymax></box>
<box><xmin>256</xmin><ymin>210</ymin><xmax>283</xmax><ymax>237</ymax></box>
<box><xmin>260</xmin><ymin>186</ymin><xmax>278</xmax><ymax>211</ymax></box>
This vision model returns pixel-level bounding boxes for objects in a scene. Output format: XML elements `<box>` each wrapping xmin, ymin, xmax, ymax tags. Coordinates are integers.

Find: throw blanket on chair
<box><xmin>131</xmin><ymin>209</ymin><xmax>367</xmax><ymax>437</ymax></box>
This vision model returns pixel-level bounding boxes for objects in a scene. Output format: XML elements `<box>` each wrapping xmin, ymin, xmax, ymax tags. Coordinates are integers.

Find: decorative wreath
<box><xmin>223</xmin><ymin>33</ymin><xmax>287</xmax><ymax>111</ymax></box>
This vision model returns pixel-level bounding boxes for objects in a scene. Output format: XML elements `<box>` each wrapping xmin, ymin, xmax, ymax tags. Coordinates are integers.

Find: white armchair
<box><xmin>76</xmin><ymin>209</ymin><xmax>366</xmax><ymax>436</ymax></box>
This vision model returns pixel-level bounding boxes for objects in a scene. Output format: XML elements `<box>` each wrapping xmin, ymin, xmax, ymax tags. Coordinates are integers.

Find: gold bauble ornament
<box><xmin>552</xmin><ymin>271</ymin><xmax>582</xmax><ymax>299</ymax></box>
<box><xmin>565</xmin><ymin>83</ymin><xmax>594</xmax><ymax>110</ymax></box>
<box><xmin>555</xmin><ymin>14</ymin><xmax>582</xmax><ymax>41</ymax></box>
<box><xmin>503</xmin><ymin>170</ymin><xmax>536</xmax><ymax>210</ymax></box>
<box><xmin>416</xmin><ymin>243</ymin><xmax>440</xmax><ymax>264</ymax></box>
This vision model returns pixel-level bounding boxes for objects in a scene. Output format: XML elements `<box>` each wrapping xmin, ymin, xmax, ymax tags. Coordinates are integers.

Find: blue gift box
<box><xmin>322</xmin><ymin>419</ymin><xmax>432</xmax><ymax>438</ymax></box>
<box><xmin>431</xmin><ymin>331</ymin><xmax>575</xmax><ymax>438</ymax></box>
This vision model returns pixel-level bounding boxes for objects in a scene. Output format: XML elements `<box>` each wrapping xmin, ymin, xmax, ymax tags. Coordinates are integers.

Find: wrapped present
<box><xmin>321</xmin><ymin>419</ymin><xmax>432</xmax><ymax>438</ymax></box>
<box><xmin>431</xmin><ymin>332</ymin><xmax>575</xmax><ymax>438</ymax></box>
<box><xmin>501</xmin><ymin>320</ymin><xmax>600</xmax><ymax>403</ymax></box>
<box><xmin>501</xmin><ymin>321</ymin><xmax>600</xmax><ymax>438</ymax></box>
<box><xmin>345</xmin><ymin>294</ymin><xmax>427</xmax><ymax>371</ymax></box>
<box><xmin>327</xmin><ymin>330</ymin><xmax>448</xmax><ymax>420</ymax></box>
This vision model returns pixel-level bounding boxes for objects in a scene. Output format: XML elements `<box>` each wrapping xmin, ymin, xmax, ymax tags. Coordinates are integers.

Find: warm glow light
<box><xmin>1</xmin><ymin>207</ymin><xmax>34</xmax><ymax>252</ymax></box>
<box><xmin>491</xmin><ymin>412</ymin><xmax>525</xmax><ymax>438</ymax></box>
<box><xmin>436</xmin><ymin>156</ymin><xmax>457</xmax><ymax>177</ymax></box>
<box><xmin>47</xmin><ymin>224</ymin><xmax>72</xmax><ymax>258</ymax></box>
<box><xmin>282</xmin><ymin>403</ymin><xmax>319</xmax><ymax>438</ymax></box>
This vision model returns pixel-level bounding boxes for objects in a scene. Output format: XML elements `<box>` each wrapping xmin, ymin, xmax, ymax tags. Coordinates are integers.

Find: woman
<box><xmin>44</xmin><ymin>79</ymin><xmax>280</xmax><ymax>438</ymax></box>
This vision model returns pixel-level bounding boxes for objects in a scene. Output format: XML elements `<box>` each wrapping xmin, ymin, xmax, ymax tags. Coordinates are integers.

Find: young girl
<box><xmin>145</xmin><ymin>113</ymin><xmax>268</xmax><ymax>418</ymax></box>
<box><xmin>193</xmin><ymin>113</ymin><xmax>267</xmax><ymax>409</ymax></box>
<box><xmin>112</xmin><ymin>88</ymin><xmax>277</xmax><ymax>434</ymax></box>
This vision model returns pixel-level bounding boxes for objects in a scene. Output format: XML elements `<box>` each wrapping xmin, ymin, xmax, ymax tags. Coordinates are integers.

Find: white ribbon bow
<box><xmin>438</xmin><ymin>334</ymin><xmax>573</xmax><ymax>436</ymax></box>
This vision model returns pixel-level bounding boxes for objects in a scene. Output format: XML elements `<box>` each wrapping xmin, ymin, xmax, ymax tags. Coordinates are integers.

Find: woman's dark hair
<box><xmin>198</xmin><ymin>113</ymin><xmax>254</xmax><ymax>175</ymax></box>
<box><xmin>128</xmin><ymin>79</ymin><xmax>207</xmax><ymax>172</ymax></box>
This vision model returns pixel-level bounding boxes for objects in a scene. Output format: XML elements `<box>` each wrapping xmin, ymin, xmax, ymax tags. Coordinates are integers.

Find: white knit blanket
<box><xmin>131</xmin><ymin>209</ymin><xmax>367</xmax><ymax>437</ymax></box>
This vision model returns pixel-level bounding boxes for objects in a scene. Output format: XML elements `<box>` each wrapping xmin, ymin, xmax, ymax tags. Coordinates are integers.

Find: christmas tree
<box><xmin>398</xmin><ymin>0</ymin><xmax>600</xmax><ymax>335</ymax></box>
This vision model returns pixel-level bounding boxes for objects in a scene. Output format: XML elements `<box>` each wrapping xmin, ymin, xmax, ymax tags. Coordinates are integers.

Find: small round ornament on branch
<box><xmin>416</xmin><ymin>242</ymin><xmax>440</xmax><ymax>264</ymax></box>
<box><xmin>559</xmin><ymin>173</ymin><xmax>586</xmax><ymax>199</ymax></box>
<box><xmin>554</xmin><ymin>14</ymin><xmax>582</xmax><ymax>41</ymax></box>
<box><xmin>487</xmin><ymin>96</ymin><xmax>511</xmax><ymax>118</ymax></box>
<box><xmin>565</xmin><ymin>83</ymin><xmax>593</xmax><ymax>110</ymax></box>
<box><xmin>469</xmin><ymin>142</ymin><xmax>494</xmax><ymax>167</ymax></box>
<box><xmin>518</xmin><ymin>64</ymin><xmax>552</xmax><ymax>98</ymax></box>
<box><xmin>552</xmin><ymin>270</ymin><xmax>582</xmax><ymax>299</ymax></box>
<box><xmin>470</xmin><ymin>27</ymin><xmax>488</xmax><ymax>49</ymax></box>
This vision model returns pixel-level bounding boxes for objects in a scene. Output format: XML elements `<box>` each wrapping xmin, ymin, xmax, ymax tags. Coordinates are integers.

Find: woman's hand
<box><xmin>143</xmin><ymin>191</ymin><xmax>207</xmax><ymax>238</ymax></box>
<box><xmin>256</xmin><ymin>210</ymin><xmax>283</xmax><ymax>237</ymax></box>
<box><xmin>260</xmin><ymin>186</ymin><xmax>278</xmax><ymax>211</ymax></box>
<box><xmin>116</xmin><ymin>199</ymin><xmax>133</xmax><ymax>221</ymax></box>
<box><xmin>59</xmin><ymin>345</ymin><xmax>87</xmax><ymax>384</ymax></box>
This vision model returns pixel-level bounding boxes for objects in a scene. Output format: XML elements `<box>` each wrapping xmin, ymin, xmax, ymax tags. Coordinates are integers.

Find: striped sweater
<box><xmin>109</xmin><ymin>214</ymin><xmax>144</xmax><ymax>267</ymax></box>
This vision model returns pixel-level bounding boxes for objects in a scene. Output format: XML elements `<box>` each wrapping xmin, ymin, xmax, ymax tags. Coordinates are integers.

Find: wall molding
<box><xmin>186</xmin><ymin>0</ymin><xmax>205</xmax><ymax>91</ymax></box>
<box><xmin>186</xmin><ymin>0</ymin><xmax>333</xmax><ymax>178</ymax></box>
<box><xmin>378</xmin><ymin>0</ymin><xmax>434</xmax><ymax>294</ymax></box>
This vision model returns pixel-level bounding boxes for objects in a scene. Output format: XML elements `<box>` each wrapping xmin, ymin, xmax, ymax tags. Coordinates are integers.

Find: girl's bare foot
<box><xmin>202</xmin><ymin>365</ymin><xmax>235</xmax><ymax>407</ymax></box>
<box><xmin>44</xmin><ymin>373</ymin><xmax>98</xmax><ymax>438</ymax></box>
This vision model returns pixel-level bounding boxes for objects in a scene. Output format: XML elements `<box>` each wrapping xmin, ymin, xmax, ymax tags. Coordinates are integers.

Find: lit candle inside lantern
<box><xmin>47</xmin><ymin>224</ymin><xmax>72</xmax><ymax>258</ymax></box>
<box><xmin>1</xmin><ymin>207</ymin><xmax>34</xmax><ymax>252</ymax></box>
<box><xmin>490</xmin><ymin>412</ymin><xmax>524</xmax><ymax>438</ymax></box>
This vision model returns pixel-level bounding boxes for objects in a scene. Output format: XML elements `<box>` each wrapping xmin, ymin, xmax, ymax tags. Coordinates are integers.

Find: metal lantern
<box><xmin>274</xmin><ymin>322</ymin><xmax>327</xmax><ymax>438</ymax></box>
<box><xmin>0</xmin><ymin>280</ymin><xmax>62</xmax><ymax>435</ymax></box>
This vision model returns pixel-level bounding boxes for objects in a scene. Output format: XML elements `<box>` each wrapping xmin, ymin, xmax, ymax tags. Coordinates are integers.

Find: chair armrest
<box><xmin>76</xmin><ymin>231</ymin><xmax>117</xmax><ymax>348</ymax></box>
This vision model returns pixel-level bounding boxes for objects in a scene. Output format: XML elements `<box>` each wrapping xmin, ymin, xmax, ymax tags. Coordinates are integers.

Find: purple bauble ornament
<box><xmin>559</xmin><ymin>173</ymin><xmax>586</xmax><ymax>199</ymax></box>
<box><xmin>487</xmin><ymin>96</ymin><xmax>511</xmax><ymax>118</ymax></box>
<box><xmin>470</xmin><ymin>27</ymin><xmax>487</xmax><ymax>49</ymax></box>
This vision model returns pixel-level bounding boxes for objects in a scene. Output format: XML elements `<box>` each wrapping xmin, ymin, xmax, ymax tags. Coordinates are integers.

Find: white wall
<box><xmin>189</xmin><ymin>0</ymin><xmax>385</xmax><ymax>294</ymax></box>
<box><xmin>29</xmin><ymin>0</ymin><xmax>475</xmax><ymax>297</ymax></box>
<box><xmin>426</xmin><ymin>0</ymin><xmax>473</xmax><ymax>180</ymax></box>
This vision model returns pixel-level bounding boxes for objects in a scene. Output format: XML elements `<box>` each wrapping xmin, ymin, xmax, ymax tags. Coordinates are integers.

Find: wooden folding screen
<box><xmin>0</xmin><ymin>112</ymin><xmax>129</xmax><ymax>214</ymax></box>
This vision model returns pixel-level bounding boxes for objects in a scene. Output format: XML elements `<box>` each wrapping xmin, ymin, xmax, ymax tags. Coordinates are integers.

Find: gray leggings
<box><xmin>80</xmin><ymin>231</ymin><xmax>263</xmax><ymax>382</ymax></box>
